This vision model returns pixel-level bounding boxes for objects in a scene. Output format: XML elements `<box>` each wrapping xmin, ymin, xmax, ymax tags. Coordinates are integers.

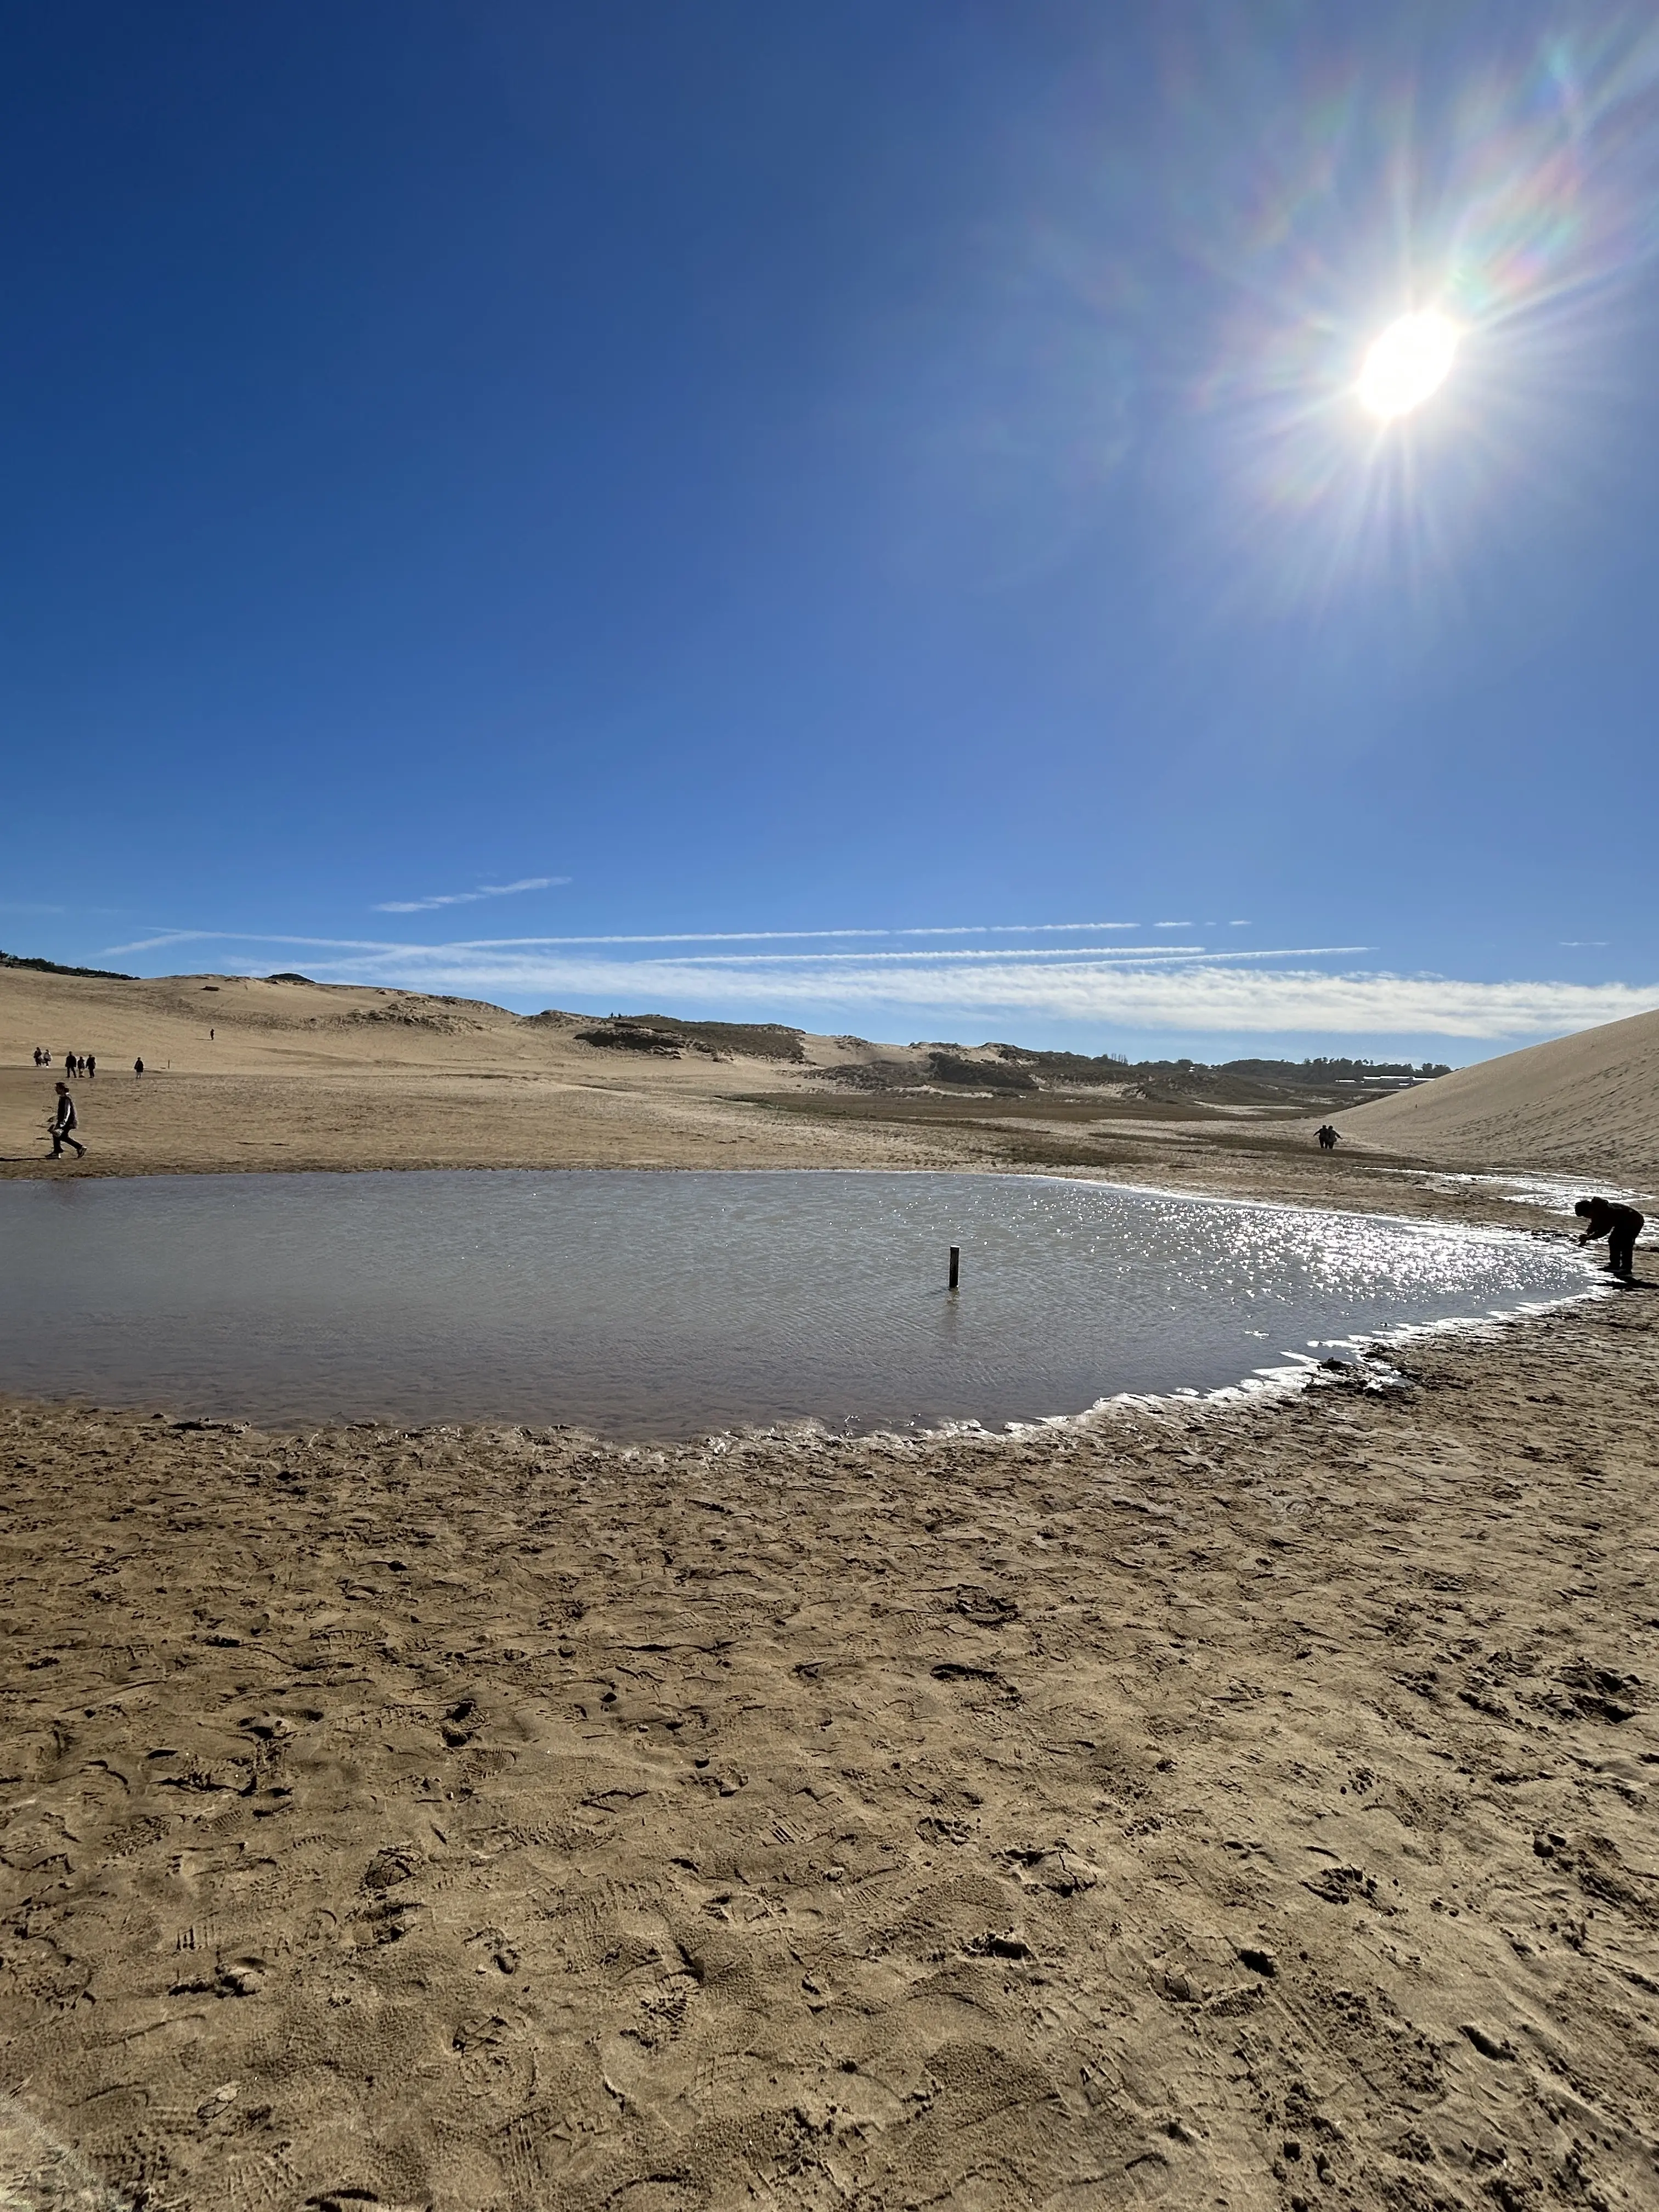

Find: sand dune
<box><xmin>1342</xmin><ymin>1008</ymin><xmax>1659</xmax><ymax>1189</ymax></box>
<box><xmin>13</xmin><ymin>965</ymin><xmax>1656</xmax><ymax>1202</ymax></box>
<box><xmin>0</xmin><ymin>969</ymin><xmax>930</xmax><ymax>1180</ymax></box>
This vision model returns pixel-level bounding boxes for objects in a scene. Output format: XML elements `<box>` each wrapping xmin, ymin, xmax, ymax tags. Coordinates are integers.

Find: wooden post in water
<box><xmin>949</xmin><ymin>1245</ymin><xmax>961</xmax><ymax>1291</ymax></box>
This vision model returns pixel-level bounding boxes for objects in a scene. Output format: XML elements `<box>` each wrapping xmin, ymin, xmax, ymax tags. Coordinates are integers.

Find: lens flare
<box><xmin>1356</xmin><ymin>311</ymin><xmax>1460</xmax><ymax>419</ymax></box>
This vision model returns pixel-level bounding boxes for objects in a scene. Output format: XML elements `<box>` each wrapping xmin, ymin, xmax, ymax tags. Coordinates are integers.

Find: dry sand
<box><xmin>1345</xmin><ymin>1010</ymin><xmax>1659</xmax><ymax>1190</ymax></box>
<box><xmin>7</xmin><ymin>966</ymin><xmax>1656</xmax><ymax>1199</ymax></box>
<box><xmin>3</xmin><ymin>969</ymin><xmax>1657</xmax><ymax>2210</ymax></box>
<box><xmin>0</xmin><ymin>969</ymin><xmax>970</xmax><ymax>1180</ymax></box>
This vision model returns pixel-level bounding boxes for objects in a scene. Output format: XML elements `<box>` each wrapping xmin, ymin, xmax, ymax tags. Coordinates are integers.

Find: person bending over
<box><xmin>49</xmin><ymin>1082</ymin><xmax>85</xmax><ymax>1160</ymax></box>
<box><xmin>1575</xmin><ymin>1196</ymin><xmax>1644</xmax><ymax>1279</ymax></box>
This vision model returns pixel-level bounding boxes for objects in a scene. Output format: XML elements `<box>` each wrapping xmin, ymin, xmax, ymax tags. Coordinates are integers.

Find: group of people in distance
<box><xmin>32</xmin><ymin>1047</ymin><xmax>144</xmax><ymax>1076</ymax></box>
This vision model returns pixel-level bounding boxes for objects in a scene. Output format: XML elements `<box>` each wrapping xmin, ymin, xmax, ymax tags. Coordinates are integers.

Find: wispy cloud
<box><xmin>107</xmin><ymin>919</ymin><xmax>1144</xmax><ymax>955</ymax></box>
<box><xmin>103</xmin><ymin>929</ymin><xmax>229</xmax><ymax>955</ymax></box>
<box><xmin>104</xmin><ymin>923</ymin><xmax>1659</xmax><ymax>1040</ymax></box>
<box><xmin>372</xmin><ymin>876</ymin><xmax>568</xmax><ymax>915</ymax></box>
<box><xmin>339</xmin><ymin>955</ymin><xmax>1656</xmax><ymax>1038</ymax></box>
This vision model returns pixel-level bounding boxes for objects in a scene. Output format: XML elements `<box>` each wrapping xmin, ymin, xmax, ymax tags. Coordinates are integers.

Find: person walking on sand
<box><xmin>133</xmin><ymin>1057</ymin><xmax>144</xmax><ymax>1077</ymax></box>
<box><xmin>86</xmin><ymin>1054</ymin><xmax>95</xmax><ymax>1079</ymax></box>
<box><xmin>49</xmin><ymin>1082</ymin><xmax>84</xmax><ymax>1160</ymax></box>
<box><xmin>1575</xmin><ymin>1196</ymin><xmax>1644</xmax><ymax>1280</ymax></box>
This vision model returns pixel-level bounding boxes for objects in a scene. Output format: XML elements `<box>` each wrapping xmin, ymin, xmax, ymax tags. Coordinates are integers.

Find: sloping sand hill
<box><xmin>0</xmin><ymin>968</ymin><xmax>929</xmax><ymax>1180</ymax></box>
<box><xmin>0</xmin><ymin>966</ymin><xmax>1412</xmax><ymax>1201</ymax></box>
<box><xmin>1343</xmin><ymin>1008</ymin><xmax>1659</xmax><ymax>1189</ymax></box>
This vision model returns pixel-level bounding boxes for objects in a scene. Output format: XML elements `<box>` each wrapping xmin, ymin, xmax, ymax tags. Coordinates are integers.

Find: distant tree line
<box><xmin>1</xmin><ymin>948</ymin><xmax>136</xmax><ymax>981</ymax></box>
<box><xmin>1223</xmin><ymin>1056</ymin><xmax>1451</xmax><ymax>1082</ymax></box>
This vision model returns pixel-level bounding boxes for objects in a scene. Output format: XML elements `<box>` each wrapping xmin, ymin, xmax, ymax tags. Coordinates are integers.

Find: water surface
<box><xmin>0</xmin><ymin>1170</ymin><xmax>1590</xmax><ymax>1437</ymax></box>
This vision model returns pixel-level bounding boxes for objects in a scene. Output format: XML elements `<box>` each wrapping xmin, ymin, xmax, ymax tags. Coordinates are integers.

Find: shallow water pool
<box><xmin>0</xmin><ymin>1170</ymin><xmax>1592</xmax><ymax>1437</ymax></box>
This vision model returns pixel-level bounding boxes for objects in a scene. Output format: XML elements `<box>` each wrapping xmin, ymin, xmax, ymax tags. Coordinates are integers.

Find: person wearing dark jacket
<box><xmin>49</xmin><ymin>1082</ymin><xmax>84</xmax><ymax>1160</ymax></box>
<box><xmin>1575</xmin><ymin>1196</ymin><xmax>1644</xmax><ymax>1279</ymax></box>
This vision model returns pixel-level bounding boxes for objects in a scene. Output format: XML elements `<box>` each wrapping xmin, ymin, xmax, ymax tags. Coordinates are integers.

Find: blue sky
<box><xmin>4</xmin><ymin>1</ymin><xmax>1657</xmax><ymax>1063</ymax></box>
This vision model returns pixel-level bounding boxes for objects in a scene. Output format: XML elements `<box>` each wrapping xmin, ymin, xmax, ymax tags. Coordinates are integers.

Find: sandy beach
<box><xmin>2</xmin><ymin>972</ymin><xmax>1657</xmax><ymax>2210</ymax></box>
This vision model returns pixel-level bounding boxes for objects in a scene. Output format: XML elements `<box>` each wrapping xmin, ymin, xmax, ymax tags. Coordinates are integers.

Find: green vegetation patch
<box><xmin>618</xmin><ymin>1014</ymin><xmax>808</xmax><ymax>1062</ymax></box>
<box><xmin>983</xmin><ymin>1043</ymin><xmax>1130</xmax><ymax>1085</ymax></box>
<box><xmin>575</xmin><ymin>1021</ymin><xmax>683</xmax><ymax>1057</ymax></box>
<box><xmin>927</xmin><ymin>1050</ymin><xmax>1037</xmax><ymax>1092</ymax></box>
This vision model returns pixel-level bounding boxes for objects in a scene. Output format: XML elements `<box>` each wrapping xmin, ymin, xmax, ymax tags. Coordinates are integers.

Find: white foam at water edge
<box><xmin>973</xmin><ymin>1268</ymin><xmax>1611</xmax><ymax>1446</ymax></box>
<box><xmin>1420</xmin><ymin>1170</ymin><xmax>1655</xmax><ymax>1215</ymax></box>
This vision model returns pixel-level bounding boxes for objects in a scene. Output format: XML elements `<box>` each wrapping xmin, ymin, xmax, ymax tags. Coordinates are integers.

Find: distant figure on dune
<box><xmin>49</xmin><ymin>1082</ymin><xmax>84</xmax><ymax>1160</ymax></box>
<box><xmin>1575</xmin><ymin>1197</ymin><xmax>1644</xmax><ymax>1280</ymax></box>
<box><xmin>134</xmin><ymin>1058</ymin><xmax>144</xmax><ymax>1078</ymax></box>
<box><xmin>32</xmin><ymin>1047</ymin><xmax>42</xmax><ymax>1068</ymax></box>
<box><xmin>1316</xmin><ymin>1125</ymin><xmax>1340</xmax><ymax>1150</ymax></box>
<box><xmin>86</xmin><ymin>1054</ymin><xmax>95</xmax><ymax>1079</ymax></box>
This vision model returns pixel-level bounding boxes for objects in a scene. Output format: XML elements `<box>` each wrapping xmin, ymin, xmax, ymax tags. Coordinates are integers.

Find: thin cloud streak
<box><xmin>549</xmin><ymin>944</ymin><xmax>1364</xmax><ymax>967</ymax></box>
<box><xmin>209</xmin><ymin>943</ymin><xmax>1659</xmax><ymax>1040</ymax></box>
<box><xmin>94</xmin><ymin>926</ymin><xmax>1659</xmax><ymax>1039</ymax></box>
<box><xmin>373</xmin><ymin>876</ymin><xmax>568</xmax><ymax>914</ymax></box>
<box><xmin>105</xmin><ymin>919</ymin><xmax>1145</xmax><ymax>955</ymax></box>
<box><xmin>103</xmin><ymin>929</ymin><xmax>1357</xmax><ymax>967</ymax></box>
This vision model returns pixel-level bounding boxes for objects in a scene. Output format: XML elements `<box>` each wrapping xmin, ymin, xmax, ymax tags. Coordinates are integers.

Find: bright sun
<box><xmin>1357</xmin><ymin>311</ymin><xmax>1459</xmax><ymax>420</ymax></box>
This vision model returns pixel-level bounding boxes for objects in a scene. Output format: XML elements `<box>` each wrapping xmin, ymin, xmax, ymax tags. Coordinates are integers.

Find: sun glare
<box><xmin>1356</xmin><ymin>311</ymin><xmax>1459</xmax><ymax>420</ymax></box>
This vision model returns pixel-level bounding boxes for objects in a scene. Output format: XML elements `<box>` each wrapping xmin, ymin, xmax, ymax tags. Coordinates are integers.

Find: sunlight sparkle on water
<box><xmin>1357</xmin><ymin>311</ymin><xmax>1459</xmax><ymax>419</ymax></box>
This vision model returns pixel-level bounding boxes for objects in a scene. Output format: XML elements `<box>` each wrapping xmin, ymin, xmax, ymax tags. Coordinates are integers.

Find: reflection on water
<box><xmin>0</xmin><ymin>1170</ymin><xmax>1592</xmax><ymax>1438</ymax></box>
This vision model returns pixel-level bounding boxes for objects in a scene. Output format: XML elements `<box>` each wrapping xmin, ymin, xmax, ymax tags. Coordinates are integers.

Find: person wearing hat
<box><xmin>1574</xmin><ymin>1195</ymin><xmax>1644</xmax><ymax>1280</ymax></box>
